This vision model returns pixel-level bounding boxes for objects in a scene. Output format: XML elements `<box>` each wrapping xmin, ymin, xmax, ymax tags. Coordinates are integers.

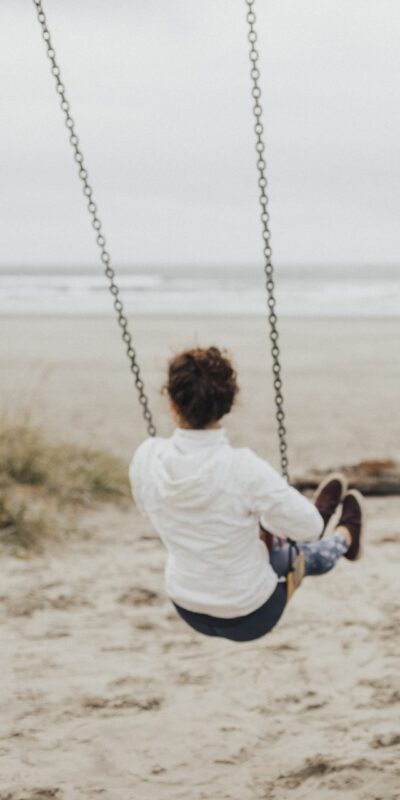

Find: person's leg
<box><xmin>299</xmin><ymin>532</ymin><xmax>348</xmax><ymax>575</ymax></box>
<box><xmin>300</xmin><ymin>489</ymin><xmax>365</xmax><ymax>572</ymax></box>
<box><xmin>269</xmin><ymin>532</ymin><xmax>348</xmax><ymax>578</ymax></box>
<box><xmin>268</xmin><ymin>540</ymin><xmax>293</xmax><ymax>577</ymax></box>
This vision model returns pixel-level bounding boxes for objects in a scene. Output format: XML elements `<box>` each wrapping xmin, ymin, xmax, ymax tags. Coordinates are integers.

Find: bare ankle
<box><xmin>335</xmin><ymin>525</ymin><xmax>352</xmax><ymax>548</ymax></box>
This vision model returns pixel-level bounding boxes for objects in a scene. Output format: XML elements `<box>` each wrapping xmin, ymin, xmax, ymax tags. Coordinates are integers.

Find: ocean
<box><xmin>0</xmin><ymin>267</ymin><xmax>399</xmax><ymax>317</ymax></box>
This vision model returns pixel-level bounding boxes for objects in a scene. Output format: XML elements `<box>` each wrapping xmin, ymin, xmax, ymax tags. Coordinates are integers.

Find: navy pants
<box><xmin>173</xmin><ymin>533</ymin><xmax>348</xmax><ymax>642</ymax></box>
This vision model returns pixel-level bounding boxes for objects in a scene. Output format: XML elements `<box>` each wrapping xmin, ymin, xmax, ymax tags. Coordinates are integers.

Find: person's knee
<box><xmin>269</xmin><ymin>545</ymin><xmax>291</xmax><ymax>578</ymax></box>
<box><xmin>305</xmin><ymin>550</ymin><xmax>336</xmax><ymax>575</ymax></box>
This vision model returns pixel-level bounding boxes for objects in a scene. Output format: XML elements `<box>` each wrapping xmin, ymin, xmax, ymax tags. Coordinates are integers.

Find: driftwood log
<box><xmin>294</xmin><ymin>460</ymin><xmax>400</xmax><ymax>496</ymax></box>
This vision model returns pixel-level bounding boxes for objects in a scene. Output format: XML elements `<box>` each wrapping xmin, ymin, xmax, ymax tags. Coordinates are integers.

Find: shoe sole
<box><xmin>314</xmin><ymin>472</ymin><xmax>349</xmax><ymax>537</ymax></box>
<box><xmin>344</xmin><ymin>488</ymin><xmax>365</xmax><ymax>561</ymax></box>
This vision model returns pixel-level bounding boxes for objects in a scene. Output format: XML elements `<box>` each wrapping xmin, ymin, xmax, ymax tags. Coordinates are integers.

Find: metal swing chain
<box><xmin>32</xmin><ymin>0</ymin><xmax>156</xmax><ymax>437</ymax></box>
<box><xmin>245</xmin><ymin>0</ymin><xmax>290</xmax><ymax>481</ymax></box>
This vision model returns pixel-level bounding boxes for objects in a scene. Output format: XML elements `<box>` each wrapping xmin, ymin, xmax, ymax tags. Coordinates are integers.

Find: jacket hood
<box><xmin>150</xmin><ymin>428</ymin><xmax>230</xmax><ymax>509</ymax></box>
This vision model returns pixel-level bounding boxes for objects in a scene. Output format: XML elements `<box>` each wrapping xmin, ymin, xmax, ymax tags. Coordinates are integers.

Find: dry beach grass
<box><xmin>0</xmin><ymin>420</ymin><xmax>130</xmax><ymax>553</ymax></box>
<box><xmin>1</xmin><ymin>315</ymin><xmax>399</xmax><ymax>799</ymax></box>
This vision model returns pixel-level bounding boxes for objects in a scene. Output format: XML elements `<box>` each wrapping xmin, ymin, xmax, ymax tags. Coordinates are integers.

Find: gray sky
<box><xmin>2</xmin><ymin>0</ymin><xmax>400</xmax><ymax>271</ymax></box>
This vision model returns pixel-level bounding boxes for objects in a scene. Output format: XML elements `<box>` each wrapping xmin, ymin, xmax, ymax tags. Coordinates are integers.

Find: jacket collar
<box><xmin>172</xmin><ymin>427</ymin><xmax>227</xmax><ymax>447</ymax></box>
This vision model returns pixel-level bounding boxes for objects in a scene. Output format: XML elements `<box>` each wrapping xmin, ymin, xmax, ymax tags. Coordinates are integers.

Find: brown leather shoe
<box><xmin>314</xmin><ymin>472</ymin><xmax>348</xmax><ymax>534</ymax></box>
<box><xmin>337</xmin><ymin>490</ymin><xmax>364</xmax><ymax>561</ymax></box>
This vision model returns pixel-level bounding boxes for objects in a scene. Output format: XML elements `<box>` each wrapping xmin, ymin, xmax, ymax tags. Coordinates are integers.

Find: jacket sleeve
<box><xmin>129</xmin><ymin>437</ymin><xmax>156</xmax><ymax>516</ymax></box>
<box><xmin>243</xmin><ymin>450</ymin><xmax>323</xmax><ymax>542</ymax></box>
<box><xmin>129</xmin><ymin>451</ymin><xmax>144</xmax><ymax>514</ymax></box>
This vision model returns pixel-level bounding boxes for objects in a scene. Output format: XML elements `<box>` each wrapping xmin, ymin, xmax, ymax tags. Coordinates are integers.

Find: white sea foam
<box><xmin>0</xmin><ymin>269</ymin><xmax>399</xmax><ymax>317</ymax></box>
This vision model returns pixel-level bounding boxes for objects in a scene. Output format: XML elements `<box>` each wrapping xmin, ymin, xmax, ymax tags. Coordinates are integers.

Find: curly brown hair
<box><xmin>165</xmin><ymin>347</ymin><xmax>239</xmax><ymax>429</ymax></box>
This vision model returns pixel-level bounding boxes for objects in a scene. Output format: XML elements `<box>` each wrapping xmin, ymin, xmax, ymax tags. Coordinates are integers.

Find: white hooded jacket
<box><xmin>130</xmin><ymin>428</ymin><xmax>323</xmax><ymax>618</ymax></box>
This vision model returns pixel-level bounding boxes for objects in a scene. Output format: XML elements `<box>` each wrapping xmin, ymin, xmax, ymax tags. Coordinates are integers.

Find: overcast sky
<box><xmin>2</xmin><ymin>1</ymin><xmax>400</xmax><ymax>272</ymax></box>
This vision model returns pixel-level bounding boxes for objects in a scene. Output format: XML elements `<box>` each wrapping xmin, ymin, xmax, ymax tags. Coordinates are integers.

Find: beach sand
<box><xmin>1</xmin><ymin>315</ymin><xmax>399</xmax><ymax>799</ymax></box>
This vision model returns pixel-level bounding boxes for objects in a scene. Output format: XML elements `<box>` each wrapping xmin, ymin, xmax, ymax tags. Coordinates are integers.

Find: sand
<box><xmin>1</xmin><ymin>315</ymin><xmax>399</xmax><ymax>799</ymax></box>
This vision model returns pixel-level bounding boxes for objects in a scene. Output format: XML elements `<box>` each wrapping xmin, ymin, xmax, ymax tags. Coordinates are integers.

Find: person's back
<box><xmin>132</xmin><ymin>428</ymin><xmax>279</xmax><ymax>617</ymax></box>
<box><xmin>130</xmin><ymin>346</ymin><xmax>363</xmax><ymax>642</ymax></box>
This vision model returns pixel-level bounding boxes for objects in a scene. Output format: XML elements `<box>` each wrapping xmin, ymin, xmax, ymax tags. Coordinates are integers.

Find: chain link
<box><xmin>245</xmin><ymin>0</ymin><xmax>290</xmax><ymax>480</ymax></box>
<box><xmin>32</xmin><ymin>0</ymin><xmax>156</xmax><ymax>437</ymax></box>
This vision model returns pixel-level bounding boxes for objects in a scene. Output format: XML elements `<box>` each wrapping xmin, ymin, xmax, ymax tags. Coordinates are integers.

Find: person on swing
<box><xmin>130</xmin><ymin>346</ymin><xmax>364</xmax><ymax>643</ymax></box>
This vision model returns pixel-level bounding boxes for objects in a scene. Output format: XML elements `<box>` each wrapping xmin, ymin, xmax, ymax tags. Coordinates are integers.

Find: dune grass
<box><xmin>0</xmin><ymin>421</ymin><xmax>131</xmax><ymax>554</ymax></box>
<box><xmin>0</xmin><ymin>491</ymin><xmax>50</xmax><ymax>552</ymax></box>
